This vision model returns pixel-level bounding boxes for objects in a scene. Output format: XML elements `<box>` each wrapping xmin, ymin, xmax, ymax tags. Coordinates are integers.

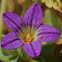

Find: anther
<box><xmin>40</xmin><ymin>35</ymin><xmax>43</xmax><ymax>39</ymax></box>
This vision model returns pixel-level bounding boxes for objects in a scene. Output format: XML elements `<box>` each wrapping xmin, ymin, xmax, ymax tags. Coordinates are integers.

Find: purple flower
<box><xmin>1</xmin><ymin>4</ymin><xmax>60</xmax><ymax>57</ymax></box>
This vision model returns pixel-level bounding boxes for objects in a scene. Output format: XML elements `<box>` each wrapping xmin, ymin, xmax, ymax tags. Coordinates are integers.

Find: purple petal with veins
<box><xmin>23</xmin><ymin>4</ymin><xmax>43</xmax><ymax>28</ymax></box>
<box><xmin>1</xmin><ymin>32</ymin><xmax>24</xmax><ymax>49</ymax></box>
<box><xmin>22</xmin><ymin>40</ymin><xmax>41</xmax><ymax>57</ymax></box>
<box><xmin>3</xmin><ymin>12</ymin><xmax>23</xmax><ymax>32</ymax></box>
<box><xmin>1</xmin><ymin>4</ymin><xmax>61</xmax><ymax>57</ymax></box>
<box><xmin>37</xmin><ymin>25</ymin><xmax>60</xmax><ymax>42</ymax></box>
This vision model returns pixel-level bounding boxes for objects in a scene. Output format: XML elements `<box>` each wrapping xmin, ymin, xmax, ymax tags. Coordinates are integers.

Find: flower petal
<box><xmin>3</xmin><ymin>12</ymin><xmax>23</xmax><ymax>32</ymax></box>
<box><xmin>37</xmin><ymin>25</ymin><xmax>61</xmax><ymax>42</ymax></box>
<box><xmin>23</xmin><ymin>4</ymin><xmax>43</xmax><ymax>28</ymax></box>
<box><xmin>1</xmin><ymin>32</ymin><xmax>24</xmax><ymax>49</ymax></box>
<box><xmin>22</xmin><ymin>40</ymin><xmax>41</xmax><ymax>57</ymax></box>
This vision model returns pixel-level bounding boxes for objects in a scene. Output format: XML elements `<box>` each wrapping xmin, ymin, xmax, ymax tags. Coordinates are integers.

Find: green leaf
<box><xmin>0</xmin><ymin>35</ymin><xmax>9</xmax><ymax>61</ymax></box>
<box><xmin>44</xmin><ymin>9</ymin><xmax>62</xmax><ymax>33</ymax></box>
<box><xmin>59</xmin><ymin>49</ymin><xmax>62</xmax><ymax>56</ymax></box>
<box><xmin>1</xmin><ymin>48</ymin><xmax>18</xmax><ymax>59</ymax></box>
<box><xmin>33</xmin><ymin>43</ymin><xmax>58</xmax><ymax>62</ymax></box>
<box><xmin>8</xmin><ymin>57</ymin><xmax>18</xmax><ymax>62</ymax></box>
<box><xmin>0</xmin><ymin>35</ymin><xmax>18</xmax><ymax>61</ymax></box>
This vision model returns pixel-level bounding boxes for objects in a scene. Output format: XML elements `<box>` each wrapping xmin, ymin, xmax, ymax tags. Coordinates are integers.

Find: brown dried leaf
<box><xmin>41</xmin><ymin>0</ymin><xmax>62</xmax><ymax>13</ymax></box>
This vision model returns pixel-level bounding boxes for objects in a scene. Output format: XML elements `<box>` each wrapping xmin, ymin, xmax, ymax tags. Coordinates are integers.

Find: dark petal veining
<box><xmin>1</xmin><ymin>32</ymin><xmax>24</xmax><ymax>49</ymax></box>
<box><xmin>1</xmin><ymin>4</ymin><xmax>61</xmax><ymax>58</ymax></box>
<box><xmin>37</xmin><ymin>25</ymin><xmax>60</xmax><ymax>42</ymax></box>
<box><xmin>23</xmin><ymin>4</ymin><xmax>43</xmax><ymax>28</ymax></box>
<box><xmin>3</xmin><ymin>12</ymin><xmax>23</xmax><ymax>32</ymax></box>
<box><xmin>22</xmin><ymin>40</ymin><xmax>41</xmax><ymax>57</ymax></box>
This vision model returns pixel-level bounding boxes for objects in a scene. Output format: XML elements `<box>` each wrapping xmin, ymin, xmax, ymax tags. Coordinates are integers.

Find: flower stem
<box><xmin>21</xmin><ymin>0</ymin><xmax>29</xmax><ymax>18</ymax></box>
<box><xmin>17</xmin><ymin>47</ymin><xmax>29</xmax><ymax>60</ymax></box>
<box><xmin>0</xmin><ymin>0</ymin><xmax>8</xmax><ymax>35</ymax></box>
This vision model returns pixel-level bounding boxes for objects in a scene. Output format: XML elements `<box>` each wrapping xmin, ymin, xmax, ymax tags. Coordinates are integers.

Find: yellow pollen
<box><xmin>23</xmin><ymin>33</ymin><xmax>34</xmax><ymax>44</ymax></box>
<box><xmin>18</xmin><ymin>26</ymin><xmax>38</xmax><ymax>44</ymax></box>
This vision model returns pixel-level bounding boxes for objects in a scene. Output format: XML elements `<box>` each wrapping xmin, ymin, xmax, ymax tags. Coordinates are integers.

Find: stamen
<box><xmin>18</xmin><ymin>26</ymin><xmax>37</xmax><ymax>44</ymax></box>
<box><xmin>22</xmin><ymin>33</ymin><xmax>34</xmax><ymax>44</ymax></box>
<box><xmin>40</xmin><ymin>35</ymin><xmax>43</xmax><ymax>39</ymax></box>
<box><xmin>31</xmin><ymin>35</ymin><xmax>34</xmax><ymax>39</ymax></box>
<box><xmin>29</xmin><ymin>40</ymin><xmax>32</xmax><ymax>43</ymax></box>
<box><xmin>23</xmin><ymin>41</ymin><xmax>28</xmax><ymax>44</ymax></box>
